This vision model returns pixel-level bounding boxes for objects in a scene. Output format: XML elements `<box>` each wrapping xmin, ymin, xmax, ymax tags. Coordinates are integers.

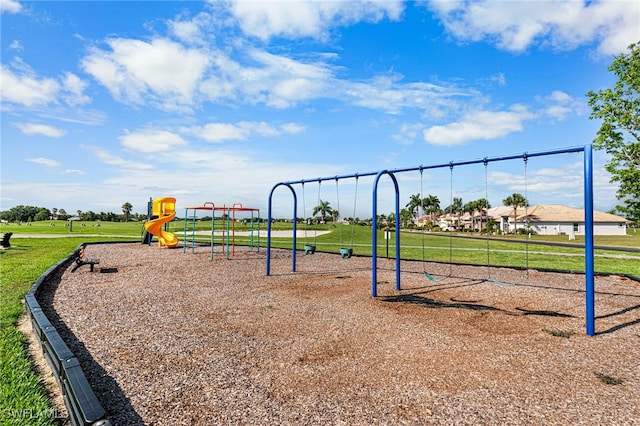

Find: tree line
<box><xmin>0</xmin><ymin>202</ymin><xmax>138</xmax><ymax>223</ymax></box>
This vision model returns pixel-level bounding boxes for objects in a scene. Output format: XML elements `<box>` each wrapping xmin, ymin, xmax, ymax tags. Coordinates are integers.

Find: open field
<box><xmin>4</xmin><ymin>221</ymin><xmax>639</xmax><ymax>276</ymax></box>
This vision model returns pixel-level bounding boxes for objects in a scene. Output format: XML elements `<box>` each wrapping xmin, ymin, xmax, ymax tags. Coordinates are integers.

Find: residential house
<box><xmin>487</xmin><ymin>204</ymin><xmax>629</xmax><ymax>236</ymax></box>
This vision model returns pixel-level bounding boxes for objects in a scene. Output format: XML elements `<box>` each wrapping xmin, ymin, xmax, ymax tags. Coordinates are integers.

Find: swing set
<box><xmin>419</xmin><ymin>156</ymin><xmax>532</xmax><ymax>286</ymax></box>
<box><xmin>300</xmin><ymin>176</ymin><xmax>360</xmax><ymax>258</ymax></box>
<box><xmin>266</xmin><ymin>145</ymin><xmax>597</xmax><ymax>336</ymax></box>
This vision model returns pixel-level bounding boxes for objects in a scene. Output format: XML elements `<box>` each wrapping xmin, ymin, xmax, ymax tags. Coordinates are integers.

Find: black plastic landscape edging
<box><xmin>25</xmin><ymin>242</ymin><xmax>112</xmax><ymax>426</ymax></box>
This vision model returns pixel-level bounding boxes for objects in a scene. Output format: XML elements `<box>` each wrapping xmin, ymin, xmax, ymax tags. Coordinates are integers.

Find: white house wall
<box><xmin>528</xmin><ymin>222</ymin><xmax>626</xmax><ymax>236</ymax></box>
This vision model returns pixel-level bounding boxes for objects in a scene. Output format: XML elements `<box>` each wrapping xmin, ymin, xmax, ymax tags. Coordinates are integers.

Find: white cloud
<box><xmin>537</xmin><ymin>90</ymin><xmax>586</xmax><ymax>121</ymax></box>
<box><xmin>119</xmin><ymin>129</ymin><xmax>188</xmax><ymax>153</ymax></box>
<box><xmin>9</xmin><ymin>40</ymin><xmax>22</xmax><ymax>50</ymax></box>
<box><xmin>184</xmin><ymin>123</ymin><xmax>248</xmax><ymax>142</ymax></box>
<box><xmin>63</xmin><ymin>169</ymin><xmax>85</xmax><ymax>176</ymax></box>
<box><xmin>231</xmin><ymin>49</ymin><xmax>335</xmax><ymax>108</ymax></box>
<box><xmin>392</xmin><ymin>123</ymin><xmax>425</xmax><ymax>146</ymax></box>
<box><xmin>15</xmin><ymin>122</ymin><xmax>67</xmax><ymax>138</ymax></box>
<box><xmin>485</xmin><ymin>161</ymin><xmax>617</xmax><ymax>210</ymax></box>
<box><xmin>84</xmin><ymin>146</ymin><xmax>154</xmax><ymax>170</ymax></box>
<box><xmin>423</xmin><ymin>105</ymin><xmax>535</xmax><ymax>146</ymax></box>
<box><xmin>342</xmin><ymin>74</ymin><xmax>478</xmax><ymax>116</ymax></box>
<box><xmin>61</xmin><ymin>72</ymin><xmax>91</xmax><ymax>106</ymax></box>
<box><xmin>182</xmin><ymin>121</ymin><xmax>306</xmax><ymax>142</ymax></box>
<box><xmin>428</xmin><ymin>0</ymin><xmax>640</xmax><ymax>55</ymax></box>
<box><xmin>79</xmin><ymin>27</ymin><xmax>477</xmax><ymax>116</ymax></box>
<box><xmin>0</xmin><ymin>0</ymin><xmax>22</xmax><ymax>14</ymax></box>
<box><xmin>1</xmin><ymin>62</ymin><xmax>91</xmax><ymax>108</ymax></box>
<box><xmin>26</xmin><ymin>157</ymin><xmax>61</xmax><ymax>167</ymax></box>
<box><xmin>0</xmin><ymin>65</ymin><xmax>60</xmax><ymax>106</ymax></box>
<box><xmin>280</xmin><ymin>122</ymin><xmax>306</xmax><ymax>135</ymax></box>
<box><xmin>228</xmin><ymin>0</ymin><xmax>404</xmax><ymax>40</ymax></box>
<box><xmin>81</xmin><ymin>38</ymin><xmax>210</xmax><ymax>111</ymax></box>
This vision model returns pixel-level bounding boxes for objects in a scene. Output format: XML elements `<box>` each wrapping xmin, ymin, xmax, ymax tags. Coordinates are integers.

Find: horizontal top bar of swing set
<box><xmin>277</xmin><ymin>145</ymin><xmax>586</xmax><ymax>186</ymax></box>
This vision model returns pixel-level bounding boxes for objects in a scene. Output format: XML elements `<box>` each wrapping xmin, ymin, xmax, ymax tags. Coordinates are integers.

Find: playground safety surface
<box><xmin>37</xmin><ymin>243</ymin><xmax>639</xmax><ymax>425</ymax></box>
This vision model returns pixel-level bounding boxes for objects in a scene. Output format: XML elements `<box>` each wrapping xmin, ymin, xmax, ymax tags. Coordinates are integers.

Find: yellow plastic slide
<box><xmin>144</xmin><ymin>197</ymin><xmax>179</xmax><ymax>248</ymax></box>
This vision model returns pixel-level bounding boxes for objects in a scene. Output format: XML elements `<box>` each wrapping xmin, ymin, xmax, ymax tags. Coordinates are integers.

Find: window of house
<box><xmin>573</xmin><ymin>223</ymin><xmax>579</xmax><ymax>231</ymax></box>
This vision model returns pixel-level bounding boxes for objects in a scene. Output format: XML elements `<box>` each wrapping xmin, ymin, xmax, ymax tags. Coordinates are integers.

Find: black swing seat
<box><xmin>1</xmin><ymin>232</ymin><xmax>13</xmax><ymax>249</ymax></box>
<box><xmin>71</xmin><ymin>246</ymin><xmax>100</xmax><ymax>272</ymax></box>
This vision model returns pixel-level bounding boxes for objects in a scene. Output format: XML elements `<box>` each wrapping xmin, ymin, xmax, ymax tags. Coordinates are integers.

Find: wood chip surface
<box><xmin>38</xmin><ymin>243</ymin><xmax>640</xmax><ymax>425</ymax></box>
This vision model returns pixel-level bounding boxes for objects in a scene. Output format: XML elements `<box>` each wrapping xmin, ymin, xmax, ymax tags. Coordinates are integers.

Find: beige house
<box><xmin>487</xmin><ymin>204</ymin><xmax>629</xmax><ymax>236</ymax></box>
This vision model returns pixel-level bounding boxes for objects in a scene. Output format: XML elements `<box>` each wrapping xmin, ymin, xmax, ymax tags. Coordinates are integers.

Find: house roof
<box><xmin>488</xmin><ymin>204</ymin><xmax>629</xmax><ymax>223</ymax></box>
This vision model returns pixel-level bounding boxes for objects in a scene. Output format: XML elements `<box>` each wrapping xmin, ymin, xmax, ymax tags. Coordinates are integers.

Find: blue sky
<box><xmin>1</xmin><ymin>0</ymin><xmax>638</xmax><ymax>218</ymax></box>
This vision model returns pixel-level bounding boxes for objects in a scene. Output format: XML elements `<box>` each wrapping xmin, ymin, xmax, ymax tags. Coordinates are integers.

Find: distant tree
<box><xmin>312</xmin><ymin>199</ymin><xmax>333</xmax><ymax>223</ymax></box>
<box><xmin>399</xmin><ymin>208</ymin><xmax>413</xmax><ymax>228</ymax></box>
<box><xmin>122</xmin><ymin>202</ymin><xmax>133</xmax><ymax>222</ymax></box>
<box><xmin>0</xmin><ymin>205</ymin><xmax>42</xmax><ymax>222</ymax></box>
<box><xmin>449</xmin><ymin>197</ymin><xmax>464</xmax><ymax>229</ymax></box>
<box><xmin>463</xmin><ymin>200</ymin><xmax>477</xmax><ymax>231</ymax></box>
<box><xmin>406</xmin><ymin>193</ymin><xmax>423</xmax><ymax>223</ymax></box>
<box><xmin>474</xmin><ymin>198</ymin><xmax>491</xmax><ymax>233</ymax></box>
<box><xmin>423</xmin><ymin>194</ymin><xmax>441</xmax><ymax>215</ymax></box>
<box><xmin>587</xmin><ymin>42</ymin><xmax>640</xmax><ymax>221</ymax></box>
<box><xmin>35</xmin><ymin>208</ymin><xmax>51</xmax><ymax>222</ymax></box>
<box><xmin>502</xmin><ymin>193</ymin><xmax>528</xmax><ymax>234</ymax></box>
<box><xmin>51</xmin><ymin>208</ymin><xmax>58</xmax><ymax>219</ymax></box>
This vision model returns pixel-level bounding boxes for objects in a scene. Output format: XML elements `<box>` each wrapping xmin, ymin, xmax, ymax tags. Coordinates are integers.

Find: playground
<box><xmin>41</xmin><ymin>242</ymin><xmax>639</xmax><ymax>424</ymax></box>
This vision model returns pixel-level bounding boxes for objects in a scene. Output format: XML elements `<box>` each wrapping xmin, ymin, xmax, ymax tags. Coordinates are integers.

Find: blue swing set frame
<box><xmin>266</xmin><ymin>145</ymin><xmax>595</xmax><ymax>336</ymax></box>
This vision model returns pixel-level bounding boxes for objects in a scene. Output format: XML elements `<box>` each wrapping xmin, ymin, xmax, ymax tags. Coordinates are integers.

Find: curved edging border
<box><xmin>25</xmin><ymin>242</ymin><xmax>112</xmax><ymax>426</ymax></box>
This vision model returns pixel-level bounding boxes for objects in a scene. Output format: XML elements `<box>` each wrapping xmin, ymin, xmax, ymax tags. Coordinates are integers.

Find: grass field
<box><xmin>0</xmin><ymin>235</ymin><xmax>133</xmax><ymax>425</ymax></box>
<box><xmin>0</xmin><ymin>220</ymin><xmax>637</xmax><ymax>423</ymax></box>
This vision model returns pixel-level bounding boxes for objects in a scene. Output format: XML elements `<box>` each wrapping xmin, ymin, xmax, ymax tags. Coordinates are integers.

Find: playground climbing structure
<box><xmin>183</xmin><ymin>202</ymin><xmax>260</xmax><ymax>260</ymax></box>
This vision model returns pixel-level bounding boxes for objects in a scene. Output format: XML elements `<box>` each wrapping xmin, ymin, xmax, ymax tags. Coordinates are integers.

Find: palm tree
<box><xmin>312</xmin><ymin>199</ymin><xmax>333</xmax><ymax>223</ymax></box>
<box><xmin>399</xmin><ymin>208</ymin><xmax>413</xmax><ymax>228</ymax></box>
<box><xmin>463</xmin><ymin>200</ymin><xmax>477</xmax><ymax>232</ymax></box>
<box><xmin>444</xmin><ymin>197</ymin><xmax>462</xmax><ymax>230</ymax></box>
<box><xmin>474</xmin><ymin>198</ymin><xmax>491</xmax><ymax>233</ymax></box>
<box><xmin>122</xmin><ymin>202</ymin><xmax>133</xmax><ymax>222</ymax></box>
<box><xmin>376</xmin><ymin>213</ymin><xmax>387</xmax><ymax>230</ymax></box>
<box><xmin>450</xmin><ymin>197</ymin><xmax>463</xmax><ymax>230</ymax></box>
<box><xmin>406</xmin><ymin>193</ymin><xmax>423</xmax><ymax>224</ymax></box>
<box><xmin>502</xmin><ymin>193</ymin><xmax>528</xmax><ymax>234</ymax></box>
<box><xmin>423</xmin><ymin>194</ymin><xmax>441</xmax><ymax>215</ymax></box>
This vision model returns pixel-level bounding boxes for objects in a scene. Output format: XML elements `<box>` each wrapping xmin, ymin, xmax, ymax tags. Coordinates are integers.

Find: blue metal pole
<box><xmin>292</xmin><ymin>187</ymin><xmax>298</xmax><ymax>273</ymax></box>
<box><xmin>393</xmin><ymin>172</ymin><xmax>401</xmax><ymax>291</ymax></box>
<box><xmin>371</xmin><ymin>171</ymin><xmax>401</xmax><ymax>296</ymax></box>
<box><xmin>584</xmin><ymin>145</ymin><xmax>595</xmax><ymax>336</ymax></box>
<box><xmin>371</xmin><ymin>171</ymin><xmax>383</xmax><ymax>297</ymax></box>
<box><xmin>266</xmin><ymin>183</ymin><xmax>297</xmax><ymax>276</ymax></box>
<box><xmin>266</xmin><ymin>187</ymin><xmax>275</xmax><ymax>276</ymax></box>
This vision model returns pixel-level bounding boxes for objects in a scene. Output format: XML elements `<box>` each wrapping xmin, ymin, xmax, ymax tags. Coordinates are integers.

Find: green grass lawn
<box><xmin>268</xmin><ymin>224</ymin><xmax>640</xmax><ymax>276</ymax></box>
<box><xmin>0</xmin><ymin>235</ymin><xmax>135</xmax><ymax>425</ymax></box>
<box><xmin>0</xmin><ymin>221</ymin><xmax>637</xmax><ymax>422</ymax></box>
<box><xmin>1</xmin><ymin>219</ymin><xmax>147</xmax><ymax>236</ymax></box>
